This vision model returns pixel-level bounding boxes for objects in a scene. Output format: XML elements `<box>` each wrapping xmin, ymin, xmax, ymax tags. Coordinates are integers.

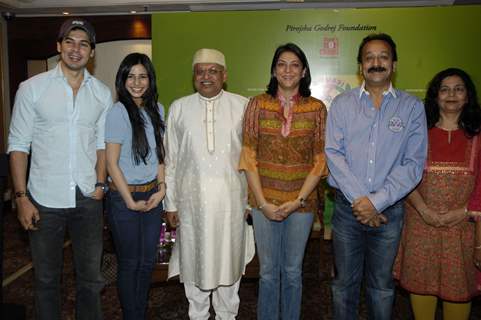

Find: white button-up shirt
<box><xmin>8</xmin><ymin>63</ymin><xmax>113</xmax><ymax>208</ymax></box>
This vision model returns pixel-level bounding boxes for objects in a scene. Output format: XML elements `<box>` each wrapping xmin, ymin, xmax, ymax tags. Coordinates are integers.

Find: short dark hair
<box><xmin>357</xmin><ymin>33</ymin><xmax>397</xmax><ymax>64</ymax></box>
<box><xmin>266</xmin><ymin>43</ymin><xmax>311</xmax><ymax>97</ymax></box>
<box><xmin>425</xmin><ymin>67</ymin><xmax>481</xmax><ymax>137</ymax></box>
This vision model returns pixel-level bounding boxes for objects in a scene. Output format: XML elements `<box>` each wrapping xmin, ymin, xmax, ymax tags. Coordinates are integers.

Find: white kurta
<box><xmin>165</xmin><ymin>90</ymin><xmax>255</xmax><ymax>290</ymax></box>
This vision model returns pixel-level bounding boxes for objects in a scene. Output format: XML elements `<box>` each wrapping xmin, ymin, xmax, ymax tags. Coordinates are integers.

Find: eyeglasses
<box><xmin>194</xmin><ymin>68</ymin><xmax>223</xmax><ymax>77</ymax></box>
<box><xmin>439</xmin><ymin>85</ymin><xmax>466</xmax><ymax>96</ymax></box>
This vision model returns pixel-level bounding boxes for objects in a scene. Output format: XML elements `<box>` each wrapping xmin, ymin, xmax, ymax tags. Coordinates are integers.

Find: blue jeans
<box><xmin>107</xmin><ymin>189</ymin><xmax>162</xmax><ymax>320</ymax></box>
<box><xmin>331</xmin><ymin>191</ymin><xmax>404</xmax><ymax>320</ymax></box>
<box><xmin>29</xmin><ymin>188</ymin><xmax>104</xmax><ymax>320</ymax></box>
<box><xmin>252</xmin><ymin>208</ymin><xmax>314</xmax><ymax>320</ymax></box>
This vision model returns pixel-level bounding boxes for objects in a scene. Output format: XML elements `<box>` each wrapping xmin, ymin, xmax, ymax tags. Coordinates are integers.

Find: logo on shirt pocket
<box><xmin>388</xmin><ymin>116</ymin><xmax>404</xmax><ymax>133</ymax></box>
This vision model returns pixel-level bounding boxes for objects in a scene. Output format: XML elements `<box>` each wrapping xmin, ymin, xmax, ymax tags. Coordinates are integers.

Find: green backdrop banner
<box><xmin>152</xmin><ymin>5</ymin><xmax>481</xmax><ymax>108</ymax></box>
<box><xmin>152</xmin><ymin>6</ymin><xmax>481</xmax><ymax>234</ymax></box>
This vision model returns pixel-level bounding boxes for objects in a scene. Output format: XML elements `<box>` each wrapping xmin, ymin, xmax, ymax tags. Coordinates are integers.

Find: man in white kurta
<box><xmin>165</xmin><ymin>48</ymin><xmax>255</xmax><ymax>320</ymax></box>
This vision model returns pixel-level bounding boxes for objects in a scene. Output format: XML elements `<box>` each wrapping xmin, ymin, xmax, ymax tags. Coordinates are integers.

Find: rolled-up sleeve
<box><xmin>8</xmin><ymin>82</ymin><xmax>35</xmax><ymax>154</ymax></box>
<box><xmin>95</xmin><ymin>90</ymin><xmax>113</xmax><ymax>150</ymax></box>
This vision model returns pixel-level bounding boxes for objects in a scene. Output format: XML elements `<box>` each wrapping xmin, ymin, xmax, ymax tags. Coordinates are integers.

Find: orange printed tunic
<box><xmin>239</xmin><ymin>93</ymin><xmax>328</xmax><ymax>213</ymax></box>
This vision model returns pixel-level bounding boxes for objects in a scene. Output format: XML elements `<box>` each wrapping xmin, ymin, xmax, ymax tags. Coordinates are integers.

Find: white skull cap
<box><xmin>192</xmin><ymin>48</ymin><xmax>226</xmax><ymax>69</ymax></box>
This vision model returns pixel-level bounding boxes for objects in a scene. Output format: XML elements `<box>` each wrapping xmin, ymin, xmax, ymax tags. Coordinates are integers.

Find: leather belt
<box><xmin>109</xmin><ymin>179</ymin><xmax>157</xmax><ymax>193</ymax></box>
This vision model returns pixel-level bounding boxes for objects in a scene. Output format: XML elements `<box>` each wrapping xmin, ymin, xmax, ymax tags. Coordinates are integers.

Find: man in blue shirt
<box><xmin>325</xmin><ymin>33</ymin><xmax>427</xmax><ymax>319</ymax></box>
<box><xmin>8</xmin><ymin>18</ymin><xmax>112</xmax><ymax>320</ymax></box>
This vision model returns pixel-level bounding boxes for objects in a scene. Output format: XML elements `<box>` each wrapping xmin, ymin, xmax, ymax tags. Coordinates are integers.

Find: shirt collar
<box><xmin>198</xmin><ymin>89</ymin><xmax>224</xmax><ymax>102</ymax></box>
<box><xmin>359</xmin><ymin>81</ymin><xmax>397</xmax><ymax>99</ymax></box>
<box><xmin>52</xmin><ymin>62</ymin><xmax>92</xmax><ymax>84</ymax></box>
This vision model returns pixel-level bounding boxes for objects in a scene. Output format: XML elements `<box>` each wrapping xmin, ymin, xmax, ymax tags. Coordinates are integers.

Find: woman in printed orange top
<box><xmin>239</xmin><ymin>43</ymin><xmax>327</xmax><ymax>320</ymax></box>
<box><xmin>394</xmin><ymin>68</ymin><xmax>481</xmax><ymax>320</ymax></box>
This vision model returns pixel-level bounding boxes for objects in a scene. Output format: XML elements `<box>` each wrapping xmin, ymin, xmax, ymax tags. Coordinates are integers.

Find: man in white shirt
<box><xmin>165</xmin><ymin>48</ymin><xmax>254</xmax><ymax>320</ymax></box>
<box><xmin>8</xmin><ymin>18</ymin><xmax>112</xmax><ymax>320</ymax></box>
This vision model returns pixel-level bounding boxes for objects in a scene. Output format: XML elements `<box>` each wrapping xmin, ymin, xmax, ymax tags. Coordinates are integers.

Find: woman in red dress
<box><xmin>394</xmin><ymin>68</ymin><xmax>481</xmax><ymax>319</ymax></box>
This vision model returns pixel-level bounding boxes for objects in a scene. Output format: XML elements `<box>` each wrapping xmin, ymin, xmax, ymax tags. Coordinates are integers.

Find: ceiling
<box><xmin>0</xmin><ymin>0</ymin><xmax>480</xmax><ymax>17</ymax></box>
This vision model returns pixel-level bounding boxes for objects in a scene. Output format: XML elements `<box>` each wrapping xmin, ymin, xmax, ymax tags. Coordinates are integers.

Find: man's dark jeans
<box><xmin>29</xmin><ymin>188</ymin><xmax>104</xmax><ymax>320</ymax></box>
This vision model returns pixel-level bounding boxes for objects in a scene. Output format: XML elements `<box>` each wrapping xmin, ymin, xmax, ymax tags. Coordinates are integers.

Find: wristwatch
<box><xmin>298</xmin><ymin>197</ymin><xmax>306</xmax><ymax>208</ymax></box>
<box><xmin>95</xmin><ymin>182</ymin><xmax>109</xmax><ymax>193</ymax></box>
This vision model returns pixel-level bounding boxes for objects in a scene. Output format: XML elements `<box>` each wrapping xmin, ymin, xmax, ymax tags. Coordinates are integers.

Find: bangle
<box><xmin>15</xmin><ymin>191</ymin><xmax>27</xmax><ymax>199</ymax></box>
<box><xmin>475</xmin><ymin>244</ymin><xmax>481</xmax><ymax>250</ymax></box>
<box><xmin>258</xmin><ymin>202</ymin><xmax>267</xmax><ymax>209</ymax></box>
<box><xmin>157</xmin><ymin>181</ymin><xmax>166</xmax><ymax>187</ymax></box>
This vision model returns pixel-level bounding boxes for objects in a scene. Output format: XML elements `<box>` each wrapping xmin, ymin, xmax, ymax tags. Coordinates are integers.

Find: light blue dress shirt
<box><xmin>105</xmin><ymin>101</ymin><xmax>164</xmax><ymax>184</ymax></box>
<box><xmin>7</xmin><ymin>63</ymin><xmax>113</xmax><ymax>208</ymax></box>
<box><xmin>325</xmin><ymin>84</ymin><xmax>428</xmax><ymax>212</ymax></box>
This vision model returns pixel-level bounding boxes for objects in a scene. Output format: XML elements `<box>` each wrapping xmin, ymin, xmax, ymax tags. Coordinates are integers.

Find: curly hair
<box><xmin>424</xmin><ymin>68</ymin><xmax>481</xmax><ymax>138</ymax></box>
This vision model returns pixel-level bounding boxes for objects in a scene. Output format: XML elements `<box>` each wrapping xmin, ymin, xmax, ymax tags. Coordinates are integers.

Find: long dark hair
<box><xmin>266</xmin><ymin>43</ymin><xmax>311</xmax><ymax>97</ymax></box>
<box><xmin>115</xmin><ymin>53</ymin><xmax>165</xmax><ymax>165</ymax></box>
<box><xmin>425</xmin><ymin>67</ymin><xmax>481</xmax><ymax>138</ymax></box>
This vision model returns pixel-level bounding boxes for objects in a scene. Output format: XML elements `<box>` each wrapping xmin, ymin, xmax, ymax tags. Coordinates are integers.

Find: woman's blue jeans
<box><xmin>252</xmin><ymin>208</ymin><xmax>314</xmax><ymax>320</ymax></box>
<box><xmin>331</xmin><ymin>191</ymin><xmax>404</xmax><ymax>320</ymax></box>
<box><xmin>107</xmin><ymin>189</ymin><xmax>162</xmax><ymax>320</ymax></box>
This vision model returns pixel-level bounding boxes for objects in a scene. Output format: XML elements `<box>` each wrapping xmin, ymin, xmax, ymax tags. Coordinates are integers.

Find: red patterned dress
<box><xmin>394</xmin><ymin>127</ymin><xmax>481</xmax><ymax>301</ymax></box>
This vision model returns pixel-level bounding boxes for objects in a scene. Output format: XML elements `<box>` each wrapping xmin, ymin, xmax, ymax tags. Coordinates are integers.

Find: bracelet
<box><xmin>475</xmin><ymin>244</ymin><xmax>481</xmax><ymax>250</ymax></box>
<box><xmin>258</xmin><ymin>202</ymin><xmax>267</xmax><ymax>210</ymax></box>
<box><xmin>15</xmin><ymin>191</ymin><xmax>27</xmax><ymax>199</ymax></box>
<box><xmin>157</xmin><ymin>181</ymin><xmax>166</xmax><ymax>187</ymax></box>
